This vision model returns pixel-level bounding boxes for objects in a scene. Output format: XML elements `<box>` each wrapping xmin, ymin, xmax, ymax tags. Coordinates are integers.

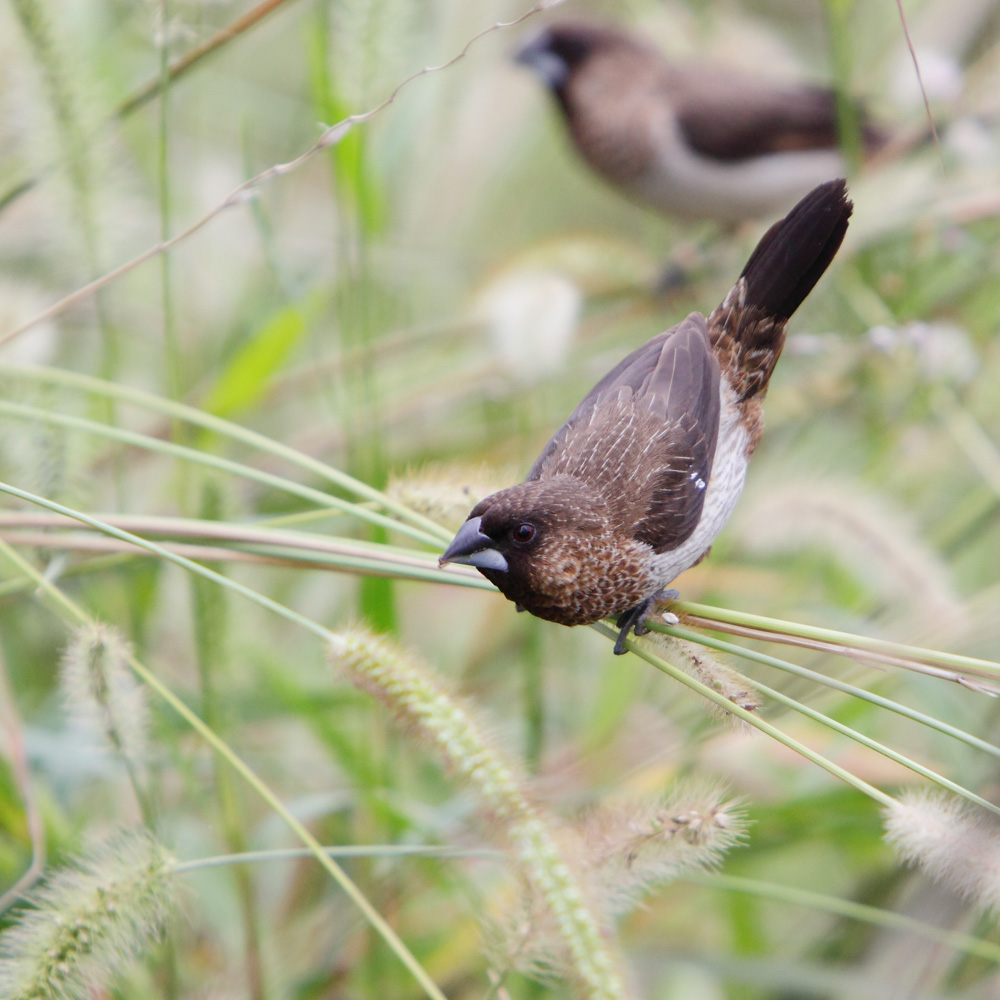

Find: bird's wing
<box><xmin>528</xmin><ymin>314</ymin><xmax>721</xmax><ymax>552</ymax></box>
<box><xmin>670</xmin><ymin>75</ymin><xmax>847</xmax><ymax>162</ymax></box>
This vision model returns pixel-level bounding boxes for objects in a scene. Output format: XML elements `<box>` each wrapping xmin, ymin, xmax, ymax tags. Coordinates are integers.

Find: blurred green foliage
<box><xmin>1</xmin><ymin>0</ymin><xmax>1000</xmax><ymax>997</ymax></box>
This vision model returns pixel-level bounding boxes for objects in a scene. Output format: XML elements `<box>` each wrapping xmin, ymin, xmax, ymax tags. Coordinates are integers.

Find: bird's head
<box><xmin>439</xmin><ymin>477</ymin><xmax>642</xmax><ymax>626</ymax></box>
<box><xmin>515</xmin><ymin>23</ymin><xmax>619</xmax><ymax>93</ymax></box>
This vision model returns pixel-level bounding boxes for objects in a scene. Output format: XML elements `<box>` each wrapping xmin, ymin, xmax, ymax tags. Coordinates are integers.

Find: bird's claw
<box><xmin>613</xmin><ymin>597</ymin><xmax>655</xmax><ymax>654</ymax></box>
<box><xmin>613</xmin><ymin>589</ymin><xmax>681</xmax><ymax>654</ymax></box>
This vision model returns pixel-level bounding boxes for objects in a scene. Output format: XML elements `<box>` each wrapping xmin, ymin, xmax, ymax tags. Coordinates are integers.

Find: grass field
<box><xmin>2</xmin><ymin>1</ymin><xmax>1000</xmax><ymax>997</ymax></box>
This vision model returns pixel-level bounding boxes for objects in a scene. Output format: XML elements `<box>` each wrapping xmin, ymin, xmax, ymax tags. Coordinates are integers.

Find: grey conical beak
<box><xmin>439</xmin><ymin>516</ymin><xmax>509</xmax><ymax>573</ymax></box>
<box><xmin>514</xmin><ymin>31</ymin><xmax>568</xmax><ymax>89</ymax></box>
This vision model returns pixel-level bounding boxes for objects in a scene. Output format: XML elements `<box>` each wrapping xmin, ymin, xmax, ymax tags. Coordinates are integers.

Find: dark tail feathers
<box><xmin>740</xmin><ymin>178</ymin><xmax>852</xmax><ymax>322</ymax></box>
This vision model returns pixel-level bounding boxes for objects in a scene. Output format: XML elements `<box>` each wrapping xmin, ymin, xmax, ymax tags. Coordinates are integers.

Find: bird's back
<box><xmin>530</xmin><ymin>314</ymin><xmax>721</xmax><ymax>554</ymax></box>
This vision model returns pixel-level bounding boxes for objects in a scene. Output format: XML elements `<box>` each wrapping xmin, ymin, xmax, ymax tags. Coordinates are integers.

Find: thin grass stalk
<box><xmin>0</xmin><ymin>527</ymin><xmax>487</xmax><ymax>588</ymax></box>
<box><xmin>748</xmin><ymin>676</ymin><xmax>1000</xmax><ymax>818</ymax></box>
<box><xmin>674</xmin><ymin>602</ymin><xmax>1000</xmax><ymax>681</ymax></box>
<box><xmin>172</xmin><ymin>844</ymin><xmax>501</xmax><ymax>873</ymax></box>
<box><xmin>0</xmin><ymin>397</ymin><xmax>444</xmax><ymax>547</ymax></box>
<box><xmin>687</xmin><ymin>871</ymin><xmax>1000</xmax><ymax>965</ymax></box>
<box><xmin>0</xmin><ymin>537</ymin><xmax>449</xmax><ymax>1000</ymax></box>
<box><xmin>676</xmin><ymin>614</ymin><xmax>999</xmax><ymax>693</ymax></box>
<box><xmin>593</xmin><ymin>622</ymin><xmax>895</xmax><ymax>808</ymax></box>
<box><xmin>157</xmin><ymin>0</ymin><xmax>182</xmax><ymax>407</ymax></box>
<box><xmin>664</xmin><ymin>625</ymin><xmax>1000</xmax><ymax>757</ymax></box>
<box><xmin>189</xmin><ymin>485</ymin><xmax>266</xmax><ymax>1000</ymax></box>
<box><xmin>0</xmin><ymin>510</ymin><xmax>490</xmax><ymax>588</ymax></box>
<box><xmin>665</xmin><ymin>624</ymin><xmax>1000</xmax><ymax>761</ymax></box>
<box><xmin>0</xmin><ymin>362</ymin><xmax>452</xmax><ymax>541</ymax></box>
<box><xmin>0</xmin><ymin>483</ymin><xmax>331</xmax><ymax>639</ymax></box>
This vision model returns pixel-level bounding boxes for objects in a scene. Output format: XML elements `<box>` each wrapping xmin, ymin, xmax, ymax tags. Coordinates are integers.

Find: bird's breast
<box><xmin>494</xmin><ymin>521</ymin><xmax>657</xmax><ymax>628</ymax></box>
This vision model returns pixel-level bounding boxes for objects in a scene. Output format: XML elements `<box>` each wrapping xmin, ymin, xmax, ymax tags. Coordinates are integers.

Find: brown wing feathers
<box><xmin>530</xmin><ymin>317</ymin><xmax>721</xmax><ymax>552</ymax></box>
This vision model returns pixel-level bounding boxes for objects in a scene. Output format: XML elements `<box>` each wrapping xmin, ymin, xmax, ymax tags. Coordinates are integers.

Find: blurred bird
<box><xmin>440</xmin><ymin>180</ymin><xmax>852</xmax><ymax>654</ymax></box>
<box><xmin>516</xmin><ymin>20</ymin><xmax>880</xmax><ymax>224</ymax></box>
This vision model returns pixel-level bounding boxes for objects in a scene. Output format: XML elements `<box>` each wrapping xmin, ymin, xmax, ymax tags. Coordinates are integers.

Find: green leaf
<box><xmin>202</xmin><ymin>300</ymin><xmax>311</xmax><ymax>418</ymax></box>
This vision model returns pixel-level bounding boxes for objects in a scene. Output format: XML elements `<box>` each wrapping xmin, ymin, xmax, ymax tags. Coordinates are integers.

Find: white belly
<box><xmin>649</xmin><ymin>383</ymin><xmax>749</xmax><ymax>585</ymax></box>
<box><xmin>631</xmin><ymin>118</ymin><xmax>844</xmax><ymax>224</ymax></box>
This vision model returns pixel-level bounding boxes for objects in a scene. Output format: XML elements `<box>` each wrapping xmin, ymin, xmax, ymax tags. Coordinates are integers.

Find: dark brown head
<box><xmin>439</xmin><ymin>476</ymin><xmax>654</xmax><ymax>627</ymax></box>
<box><xmin>515</xmin><ymin>22</ymin><xmax>650</xmax><ymax>105</ymax></box>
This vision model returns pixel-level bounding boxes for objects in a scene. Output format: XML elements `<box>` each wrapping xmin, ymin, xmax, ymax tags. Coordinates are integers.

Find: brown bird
<box><xmin>440</xmin><ymin>179</ymin><xmax>852</xmax><ymax>654</ymax></box>
<box><xmin>516</xmin><ymin>20</ymin><xmax>880</xmax><ymax>224</ymax></box>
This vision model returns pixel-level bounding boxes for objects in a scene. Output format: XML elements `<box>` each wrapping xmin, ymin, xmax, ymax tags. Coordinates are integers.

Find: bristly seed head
<box><xmin>575</xmin><ymin>782</ymin><xmax>747</xmax><ymax>919</ymax></box>
<box><xmin>60</xmin><ymin>622</ymin><xmax>150</xmax><ymax>767</ymax></box>
<box><xmin>884</xmin><ymin>790</ymin><xmax>1000</xmax><ymax>914</ymax></box>
<box><xmin>0</xmin><ymin>829</ymin><xmax>177</xmax><ymax>1000</ymax></box>
<box><xmin>330</xmin><ymin>627</ymin><xmax>631</xmax><ymax>1000</ymax></box>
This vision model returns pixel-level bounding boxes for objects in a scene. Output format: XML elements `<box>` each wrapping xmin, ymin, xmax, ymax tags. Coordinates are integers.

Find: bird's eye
<box><xmin>511</xmin><ymin>522</ymin><xmax>536</xmax><ymax>545</ymax></box>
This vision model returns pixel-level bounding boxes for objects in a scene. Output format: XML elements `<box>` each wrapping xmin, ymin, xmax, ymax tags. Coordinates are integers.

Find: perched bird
<box><xmin>440</xmin><ymin>180</ymin><xmax>852</xmax><ymax>654</ymax></box>
<box><xmin>516</xmin><ymin>20</ymin><xmax>880</xmax><ymax>224</ymax></box>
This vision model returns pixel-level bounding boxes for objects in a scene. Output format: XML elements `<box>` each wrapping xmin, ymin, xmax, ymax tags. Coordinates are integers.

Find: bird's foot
<box><xmin>613</xmin><ymin>589</ymin><xmax>681</xmax><ymax>655</ymax></box>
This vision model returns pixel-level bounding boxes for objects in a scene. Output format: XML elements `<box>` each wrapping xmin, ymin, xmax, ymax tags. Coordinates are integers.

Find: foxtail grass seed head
<box><xmin>8</xmin><ymin>0</ymin><xmax>123</xmax><ymax>272</ymax></box>
<box><xmin>652</xmin><ymin>636</ymin><xmax>761</xmax><ymax>726</ymax></box>
<box><xmin>60</xmin><ymin>622</ymin><xmax>149</xmax><ymax>767</ymax></box>
<box><xmin>578</xmin><ymin>783</ymin><xmax>747</xmax><ymax>918</ymax></box>
<box><xmin>386</xmin><ymin>464</ymin><xmax>510</xmax><ymax>530</ymax></box>
<box><xmin>330</xmin><ymin>627</ymin><xmax>631</xmax><ymax>1000</ymax></box>
<box><xmin>0</xmin><ymin>829</ymin><xmax>177</xmax><ymax>1000</ymax></box>
<box><xmin>884</xmin><ymin>790</ymin><xmax>1000</xmax><ymax>914</ymax></box>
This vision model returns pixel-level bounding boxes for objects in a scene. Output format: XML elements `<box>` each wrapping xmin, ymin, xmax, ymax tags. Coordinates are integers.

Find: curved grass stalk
<box><xmin>0</xmin><ymin>520</ymin><xmax>448</xmax><ymax>1000</ymax></box>
<box><xmin>335</xmin><ymin>627</ymin><xmax>630</xmax><ymax>1000</ymax></box>
<box><xmin>665</xmin><ymin>624</ymin><xmax>1000</xmax><ymax>761</ymax></box>
<box><xmin>675</xmin><ymin>602</ymin><xmax>1000</xmax><ymax>686</ymax></box>
<box><xmin>747</xmin><ymin>676</ymin><xmax>1000</xmax><ymax>819</ymax></box>
<box><xmin>686</xmin><ymin>872</ymin><xmax>1000</xmax><ymax>965</ymax></box>
<box><xmin>0</xmin><ymin>528</ymin><xmax>484</xmax><ymax>585</ymax></box>
<box><xmin>0</xmin><ymin>396</ymin><xmax>444</xmax><ymax>548</ymax></box>
<box><xmin>172</xmin><ymin>844</ymin><xmax>501</xmax><ymax>874</ymax></box>
<box><xmin>592</xmin><ymin>622</ymin><xmax>895</xmax><ymax>808</ymax></box>
<box><xmin>0</xmin><ymin>510</ymin><xmax>490</xmax><ymax>589</ymax></box>
<box><xmin>0</xmin><ymin>483</ymin><xmax>330</xmax><ymax>639</ymax></box>
<box><xmin>0</xmin><ymin>362</ymin><xmax>452</xmax><ymax>542</ymax></box>
<box><xmin>614</xmin><ymin>625</ymin><xmax>1000</xmax><ymax>816</ymax></box>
